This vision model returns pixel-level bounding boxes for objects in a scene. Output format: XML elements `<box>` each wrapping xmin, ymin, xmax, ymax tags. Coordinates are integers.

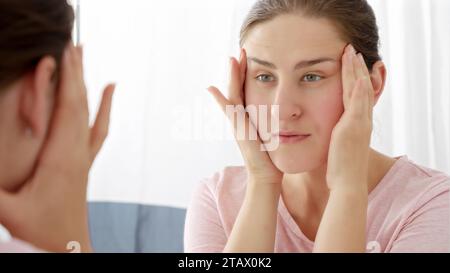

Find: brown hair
<box><xmin>0</xmin><ymin>0</ymin><xmax>74</xmax><ymax>91</ymax></box>
<box><xmin>240</xmin><ymin>0</ymin><xmax>381</xmax><ymax>70</ymax></box>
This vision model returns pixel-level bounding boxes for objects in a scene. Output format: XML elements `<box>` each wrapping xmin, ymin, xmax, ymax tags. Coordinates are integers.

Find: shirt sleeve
<box><xmin>389</xmin><ymin>181</ymin><xmax>450</xmax><ymax>253</ymax></box>
<box><xmin>184</xmin><ymin>177</ymin><xmax>227</xmax><ymax>253</ymax></box>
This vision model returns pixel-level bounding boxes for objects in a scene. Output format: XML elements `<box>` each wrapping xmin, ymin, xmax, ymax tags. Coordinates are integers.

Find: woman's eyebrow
<box><xmin>247</xmin><ymin>56</ymin><xmax>337</xmax><ymax>70</ymax></box>
<box><xmin>247</xmin><ymin>57</ymin><xmax>276</xmax><ymax>68</ymax></box>
<box><xmin>294</xmin><ymin>58</ymin><xmax>337</xmax><ymax>70</ymax></box>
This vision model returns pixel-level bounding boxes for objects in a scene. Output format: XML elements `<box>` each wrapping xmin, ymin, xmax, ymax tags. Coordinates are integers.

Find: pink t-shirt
<box><xmin>184</xmin><ymin>156</ymin><xmax>450</xmax><ymax>253</ymax></box>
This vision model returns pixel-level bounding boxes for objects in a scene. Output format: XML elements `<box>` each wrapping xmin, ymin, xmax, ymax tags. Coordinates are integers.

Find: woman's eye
<box><xmin>256</xmin><ymin>74</ymin><xmax>275</xmax><ymax>83</ymax></box>
<box><xmin>302</xmin><ymin>74</ymin><xmax>323</xmax><ymax>82</ymax></box>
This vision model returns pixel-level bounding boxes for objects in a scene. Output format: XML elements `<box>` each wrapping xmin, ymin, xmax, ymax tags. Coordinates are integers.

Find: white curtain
<box><xmin>369</xmin><ymin>0</ymin><xmax>450</xmax><ymax>175</ymax></box>
<box><xmin>80</xmin><ymin>0</ymin><xmax>450</xmax><ymax>208</ymax></box>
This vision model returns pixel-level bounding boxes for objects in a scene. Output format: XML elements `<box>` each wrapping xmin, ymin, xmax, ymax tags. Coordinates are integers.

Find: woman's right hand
<box><xmin>208</xmin><ymin>49</ymin><xmax>282</xmax><ymax>252</ymax></box>
<box><xmin>208</xmin><ymin>49</ymin><xmax>282</xmax><ymax>185</ymax></box>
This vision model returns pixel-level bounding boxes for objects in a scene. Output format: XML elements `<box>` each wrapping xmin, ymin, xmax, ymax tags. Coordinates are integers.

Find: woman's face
<box><xmin>243</xmin><ymin>14</ymin><xmax>347</xmax><ymax>174</ymax></box>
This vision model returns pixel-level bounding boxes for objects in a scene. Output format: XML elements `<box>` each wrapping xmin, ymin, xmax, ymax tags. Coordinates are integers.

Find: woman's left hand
<box><xmin>0</xmin><ymin>44</ymin><xmax>115</xmax><ymax>253</ymax></box>
<box><xmin>314</xmin><ymin>44</ymin><xmax>374</xmax><ymax>252</ymax></box>
<box><xmin>326</xmin><ymin>44</ymin><xmax>374</xmax><ymax>193</ymax></box>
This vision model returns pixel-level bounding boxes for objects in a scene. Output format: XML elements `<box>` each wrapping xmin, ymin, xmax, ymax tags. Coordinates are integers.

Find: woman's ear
<box><xmin>20</xmin><ymin>56</ymin><xmax>57</xmax><ymax>138</ymax></box>
<box><xmin>370</xmin><ymin>60</ymin><xmax>387</xmax><ymax>105</ymax></box>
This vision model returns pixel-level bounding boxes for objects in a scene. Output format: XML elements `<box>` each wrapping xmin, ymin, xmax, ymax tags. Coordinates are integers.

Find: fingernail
<box><xmin>348</xmin><ymin>50</ymin><xmax>354</xmax><ymax>61</ymax></box>
<box><xmin>358</xmin><ymin>53</ymin><xmax>365</xmax><ymax>65</ymax></box>
<box><xmin>229</xmin><ymin>57</ymin><xmax>235</xmax><ymax>73</ymax></box>
<box><xmin>348</xmin><ymin>44</ymin><xmax>356</xmax><ymax>54</ymax></box>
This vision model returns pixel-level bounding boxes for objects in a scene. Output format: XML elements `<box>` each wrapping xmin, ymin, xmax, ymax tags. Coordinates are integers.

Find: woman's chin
<box><xmin>269</xmin><ymin>152</ymin><xmax>323</xmax><ymax>174</ymax></box>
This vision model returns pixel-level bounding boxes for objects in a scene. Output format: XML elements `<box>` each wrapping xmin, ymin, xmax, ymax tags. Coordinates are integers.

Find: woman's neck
<box><xmin>282</xmin><ymin>163</ymin><xmax>329</xmax><ymax>215</ymax></box>
<box><xmin>280</xmin><ymin>149</ymin><xmax>397</xmax><ymax>241</ymax></box>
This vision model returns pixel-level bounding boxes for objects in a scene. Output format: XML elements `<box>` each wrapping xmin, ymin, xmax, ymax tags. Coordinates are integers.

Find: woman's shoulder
<box><xmin>393</xmin><ymin>156</ymin><xmax>449</xmax><ymax>191</ymax></box>
<box><xmin>368</xmin><ymin>156</ymin><xmax>450</xmax><ymax>252</ymax></box>
<box><xmin>371</xmin><ymin>155</ymin><xmax>449</xmax><ymax>210</ymax></box>
<box><xmin>195</xmin><ymin>166</ymin><xmax>248</xmax><ymax>200</ymax></box>
<box><xmin>186</xmin><ymin>166</ymin><xmax>249</xmax><ymax>238</ymax></box>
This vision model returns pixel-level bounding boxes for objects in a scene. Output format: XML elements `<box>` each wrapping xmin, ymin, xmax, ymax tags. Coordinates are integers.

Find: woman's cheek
<box><xmin>311</xmin><ymin>86</ymin><xmax>344</xmax><ymax>143</ymax></box>
<box><xmin>245</xmin><ymin>82</ymin><xmax>272</xmax><ymax>125</ymax></box>
<box><xmin>245</xmin><ymin>81</ymin><xmax>267</xmax><ymax>105</ymax></box>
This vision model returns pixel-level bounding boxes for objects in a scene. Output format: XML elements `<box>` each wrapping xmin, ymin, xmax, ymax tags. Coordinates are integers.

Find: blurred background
<box><xmin>70</xmin><ymin>0</ymin><xmax>450</xmax><ymax>252</ymax></box>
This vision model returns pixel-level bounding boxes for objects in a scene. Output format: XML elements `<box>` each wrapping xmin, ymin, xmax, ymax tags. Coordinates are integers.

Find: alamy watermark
<box><xmin>170</xmin><ymin>96</ymin><xmax>280</xmax><ymax>152</ymax></box>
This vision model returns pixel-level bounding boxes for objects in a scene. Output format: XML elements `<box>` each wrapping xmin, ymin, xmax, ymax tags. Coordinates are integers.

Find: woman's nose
<box><xmin>273</xmin><ymin>85</ymin><xmax>302</xmax><ymax>121</ymax></box>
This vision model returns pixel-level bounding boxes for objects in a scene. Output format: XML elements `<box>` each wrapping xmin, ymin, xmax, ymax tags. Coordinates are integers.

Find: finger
<box><xmin>354</xmin><ymin>52</ymin><xmax>372</xmax><ymax>115</ymax></box>
<box><xmin>342</xmin><ymin>44</ymin><xmax>356</xmax><ymax>109</ymax></box>
<box><xmin>356</xmin><ymin>54</ymin><xmax>374</xmax><ymax>120</ymax></box>
<box><xmin>207</xmin><ymin>86</ymin><xmax>230</xmax><ymax>113</ymax></box>
<box><xmin>352</xmin><ymin>53</ymin><xmax>369</xmax><ymax>111</ymax></box>
<box><xmin>353</xmin><ymin>53</ymin><xmax>367</xmax><ymax>81</ymax></box>
<box><xmin>228</xmin><ymin>57</ymin><xmax>243</xmax><ymax>105</ymax></box>
<box><xmin>208</xmin><ymin>87</ymin><xmax>265</xmax><ymax>162</ymax></box>
<box><xmin>58</xmin><ymin>44</ymin><xmax>78</xmax><ymax>106</ymax></box>
<box><xmin>348</xmin><ymin>78</ymin><xmax>367</xmax><ymax>118</ymax></box>
<box><xmin>60</xmin><ymin>44</ymin><xmax>89</xmax><ymax>132</ymax></box>
<box><xmin>58</xmin><ymin>44</ymin><xmax>87</xmax><ymax>123</ymax></box>
<box><xmin>74</xmin><ymin>45</ymin><xmax>84</xmax><ymax>80</ymax></box>
<box><xmin>0</xmin><ymin>189</ymin><xmax>15</xmax><ymax>225</ymax></box>
<box><xmin>358</xmin><ymin>53</ymin><xmax>370</xmax><ymax>76</ymax></box>
<box><xmin>368</xmin><ymin>80</ymin><xmax>375</xmax><ymax>121</ymax></box>
<box><xmin>89</xmin><ymin>84</ymin><xmax>116</xmax><ymax>162</ymax></box>
<box><xmin>239</xmin><ymin>48</ymin><xmax>248</xmax><ymax>100</ymax></box>
<box><xmin>208</xmin><ymin>85</ymin><xmax>251</xmax><ymax>141</ymax></box>
<box><xmin>76</xmin><ymin>45</ymin><xmax>87</xmax><ymax>93</ymax></box>
<box><xmin>75</xmin><ymin>45</ymin><xmax>89</xmax><ymax>119</ymax></box>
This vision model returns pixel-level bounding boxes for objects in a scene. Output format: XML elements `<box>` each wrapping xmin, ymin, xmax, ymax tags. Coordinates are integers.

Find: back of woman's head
<box><xmin>0</xmin><ymin>0</ymin><xmax>74</xmax><ymax>91</ymax></box>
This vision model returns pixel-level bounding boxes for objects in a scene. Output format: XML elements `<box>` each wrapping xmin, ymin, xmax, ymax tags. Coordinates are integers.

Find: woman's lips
<box><xmin>274</xmin><ymin>132</ymin><xmax>311</xmax><ymax>144</ymax></box>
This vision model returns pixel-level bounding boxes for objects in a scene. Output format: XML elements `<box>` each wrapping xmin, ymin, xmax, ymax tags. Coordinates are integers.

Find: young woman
<box><xmin>184</xmin><ymin>0</ymin><xmax>450</xmax><ymax>253</ymax></box>
<box><xmin>0</xmin><ymin>0</ymin><xmax>114</xmax><ymax>252</ymax></box>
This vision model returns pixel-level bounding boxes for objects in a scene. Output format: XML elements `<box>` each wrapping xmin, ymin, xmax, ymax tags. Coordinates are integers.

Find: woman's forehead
<box><xmin>243</xmin><ymin>14</ymin><xmax>346</xmax><ymax>64</ymax></box>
